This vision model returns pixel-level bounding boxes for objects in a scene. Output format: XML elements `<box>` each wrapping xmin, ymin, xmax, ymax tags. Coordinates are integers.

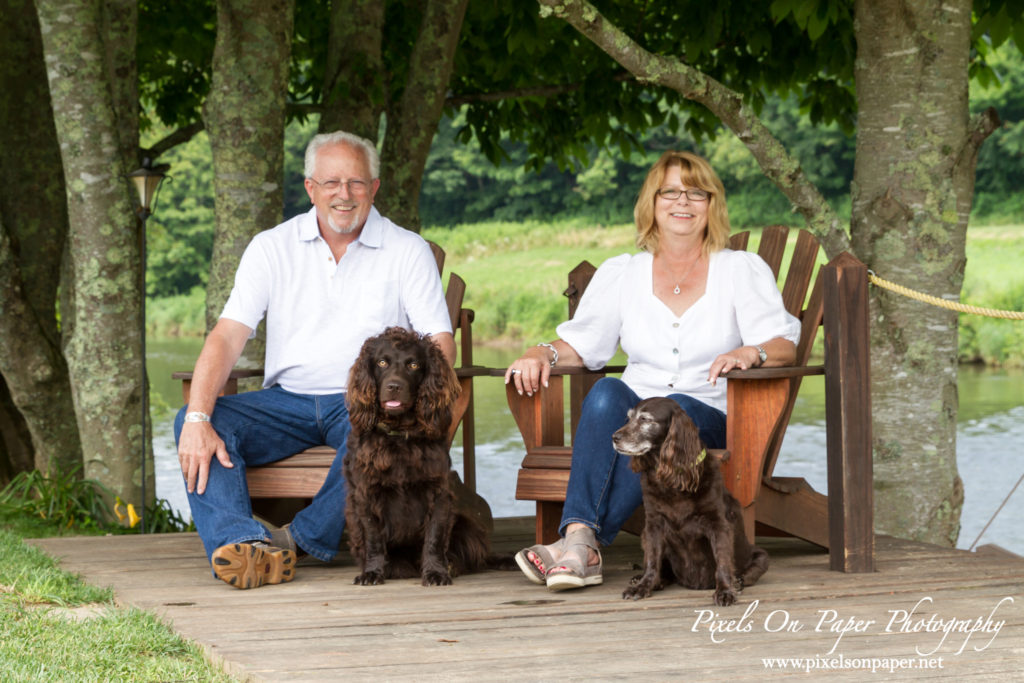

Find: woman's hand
<box><xmin>505</xmin><ymin>346</ymin><xmax>553</xmax><ymax>396</ymax></box>
<box><xmin>707</xmin><ymin>346</ymin><xmax>761</xmax><ymax>385</ymax></box>
<box><xmin>506</xmin><ymin>340</ymin><xmax>580</xmax><ymax>396</ymax></box>
<box><xmin>707</xmin><ymin>337</ymin><xmax>797</xmax><ymax>385</ymax></box>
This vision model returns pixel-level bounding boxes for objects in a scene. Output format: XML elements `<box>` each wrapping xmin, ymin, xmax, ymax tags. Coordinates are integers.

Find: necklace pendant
<box><xmin>673</xmin><ymin>285</ymin><xmax>681</xmax><ymax>295</ymax></box>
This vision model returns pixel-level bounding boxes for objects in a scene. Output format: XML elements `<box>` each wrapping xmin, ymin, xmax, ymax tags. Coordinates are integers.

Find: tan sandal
<box><xmin>545</xmin><ymin>527</ymin><xmax>602</xmax><ymax>592</ymax></box>
<box><xmin>514</xmin><ymin>537</ymin><xmax>566</xmax><ymax>585</ymax></box>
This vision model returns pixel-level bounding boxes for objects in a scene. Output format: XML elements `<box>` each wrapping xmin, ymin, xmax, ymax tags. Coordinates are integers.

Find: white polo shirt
<box><xmin>220</xmin><ymin>206</ymin><xmax>452</xmax><ymax>394</ymax></box>
<box><xmin>557</xmin><ymin>249</ymin><xmax>801</xmax><ymax>413</ymax></box>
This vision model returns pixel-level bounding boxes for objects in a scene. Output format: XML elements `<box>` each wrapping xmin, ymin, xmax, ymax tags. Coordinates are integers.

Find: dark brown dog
<box><xmin>612</xmin><ymin>397</ymin><xmax>768</xmax><ymax>605</ymax></box>
<box><xmin>343</xmin><ymin>327</ymin><xmax>495</xmax><ymax>586</ymax></box>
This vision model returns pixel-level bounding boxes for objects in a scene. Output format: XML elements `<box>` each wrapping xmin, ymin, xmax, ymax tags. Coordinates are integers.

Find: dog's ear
<box><xmin>346</xmin><ymin>337</ymin><xmax>382</xmax><ymax>433</ymax></box>
<box><xmin>656</xmin><ymin>406</ymin><xmax>705</xmax><ymax>492</ymax></box>
<box><xmin>415</xmin><ymin>337</ymin><xmax>461</xmax><ymax>439</ymax></box>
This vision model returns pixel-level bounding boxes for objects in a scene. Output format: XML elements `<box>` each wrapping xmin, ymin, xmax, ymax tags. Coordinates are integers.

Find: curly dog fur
<box><xmin>612</xmin><ymin>397</ymin><xmax>768</xmax><ymax>605</ymax></box>
<box><xmin>343</xmin><ymin>327</ymin><xmax>494</xmax><ymax>586</ymax></box>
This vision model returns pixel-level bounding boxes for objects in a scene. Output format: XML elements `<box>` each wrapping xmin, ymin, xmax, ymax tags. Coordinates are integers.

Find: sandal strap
<box><xmin>550</xmin><ymin>527</ymin><xmax>600</xmax><ymax>576</ymax></box>
<box><xmin>563</xmin><ymin>526</ymin><xmax>598</xmax><ymax>551</ymax></box>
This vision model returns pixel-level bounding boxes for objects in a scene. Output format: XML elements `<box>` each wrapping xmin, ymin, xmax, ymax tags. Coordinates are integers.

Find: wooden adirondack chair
<box><xmin>173</xmin><ymin>241</ymin><xmax>481</xmax><ymax>500</ymax></box>
<box><xmin>509</xmin><ymin>225</ymin><xmax>874</xmax><ymax>572</ymax></box>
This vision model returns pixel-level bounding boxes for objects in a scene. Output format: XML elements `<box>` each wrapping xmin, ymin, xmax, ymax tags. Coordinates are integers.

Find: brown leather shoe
<box><xmin>211</xmin><ymin>541</ymin><xmax>296</xmax><ymax>589</ymax></box>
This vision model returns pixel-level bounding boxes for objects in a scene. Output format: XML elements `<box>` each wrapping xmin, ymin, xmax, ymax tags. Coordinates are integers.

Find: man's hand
<box><xmin>178</xmin><ymin>421</ymin><xmax>233</xmax><ymax>495</ymax></box>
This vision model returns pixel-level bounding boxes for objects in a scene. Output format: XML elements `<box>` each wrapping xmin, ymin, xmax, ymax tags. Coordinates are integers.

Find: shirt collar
<box><xmin>297</xmin><ymin>205</ymin><xmax>383</xmax><ymax>248</ymax></box>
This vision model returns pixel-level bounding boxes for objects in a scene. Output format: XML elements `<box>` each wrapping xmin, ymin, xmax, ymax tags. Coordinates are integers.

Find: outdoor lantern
<box><xmin>127</xmin><ymin>158</ymin><xmax>170</xmax><ymax>219</ymax></box>
<box><xmin>125</xmin><ymin>157</ymin><xmax>170</xmax><ymax>533</ymax></box>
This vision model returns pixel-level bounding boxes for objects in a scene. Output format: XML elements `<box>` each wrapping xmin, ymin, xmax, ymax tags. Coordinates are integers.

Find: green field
<box><xmin>149</xmin><ymin>220</ymin><xmax>1024</xmax><ymax>366</ymax></box>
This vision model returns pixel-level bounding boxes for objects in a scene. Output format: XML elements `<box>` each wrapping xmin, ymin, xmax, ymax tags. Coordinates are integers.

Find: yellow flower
<box><xmin>114</xmin><ymin>497</ymin><xmax>127</xmax><ymax>522</ymax></box>
<box><xmin>127</xmin><ymin>503</ymin><xmax>141</xmax><ymax>528</ymax></box>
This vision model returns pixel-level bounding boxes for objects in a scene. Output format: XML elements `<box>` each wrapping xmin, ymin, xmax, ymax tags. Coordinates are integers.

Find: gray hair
<box><xmin>304</xmin><ymin>131</ymin><xmax>380</xmax><ymax>180</ymax></box>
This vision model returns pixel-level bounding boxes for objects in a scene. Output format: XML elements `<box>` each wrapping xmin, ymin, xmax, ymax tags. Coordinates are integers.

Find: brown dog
<box><xmin>612</xmin><ymin>397</ymin><xmax>768</xmax><ymax>605</ymax></box>
<box><xmin>343</xmin><ymin>327</ymin><xmax>494</xmax><ymax>586</ymax></box>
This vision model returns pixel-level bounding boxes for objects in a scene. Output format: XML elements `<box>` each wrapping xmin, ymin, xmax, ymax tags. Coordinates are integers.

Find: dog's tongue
<box><xmin>384</xmin><ymin>400</ymin><xmax>403</xmax><ymax>409</ymax></box>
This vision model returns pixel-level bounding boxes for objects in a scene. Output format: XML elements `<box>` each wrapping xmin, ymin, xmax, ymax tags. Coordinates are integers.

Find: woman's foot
<box><xmin>546</xmin><ymin>526</ymin><xmax>602</xmax><ymax>592</ymax></box>
<box><xmin>514</xmin><ymin>537</ymin><xmax>566</xmax><ymax>585</ymax></box>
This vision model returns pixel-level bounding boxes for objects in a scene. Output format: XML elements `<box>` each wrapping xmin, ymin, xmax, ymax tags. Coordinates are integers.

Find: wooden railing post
<box><xmin>822</xmin><ymin>252</ymin><xmax>875</xmax><ymax>572</ymax></box>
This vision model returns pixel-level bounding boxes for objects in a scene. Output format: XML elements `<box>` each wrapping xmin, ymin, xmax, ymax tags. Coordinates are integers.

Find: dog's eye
<box><xmin>376</xmin><ymin>359</ymin><xmax>388</xmax><ymax>368</ymax></box>
<box><xmin>408</xmin><ymin>361</ymin><xmax>420</xmax><ymax>371</ymax></box>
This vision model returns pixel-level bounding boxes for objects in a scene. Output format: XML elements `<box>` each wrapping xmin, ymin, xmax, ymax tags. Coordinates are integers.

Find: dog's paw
<box><xmin>421</xmin><ymin>569</ymin><xmax>452</xmax><ymax>586</ymax></box>
<box><xmin>713</xmin><ymin>588</ymin><xmax>737</xmax><ymax>606</ymax></box>
<box><xmin>354</xmin><ymin>570</ymin><xmax>385</xmax><ymax>586</ymax></box>
<box><xmin>622</xmin><ymin>583</ymin><xmax>654</xmax><ymax>601</ymax></box>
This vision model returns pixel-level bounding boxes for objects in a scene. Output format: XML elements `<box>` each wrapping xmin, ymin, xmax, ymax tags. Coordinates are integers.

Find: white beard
<box><xmin>326</xmin><ymin>208</ymin><xmax>359</xmax><ymax>234</ymax></box>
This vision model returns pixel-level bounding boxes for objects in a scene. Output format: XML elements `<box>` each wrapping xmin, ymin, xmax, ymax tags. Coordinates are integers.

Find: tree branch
<box><xmin>537</xmin><ymin>0</ymin><xmax>852</xmax><ymax>257</ymax></box>
<box><xmin>446</xmin><ymin>72</ymin><xmax>633</xmax><ymax>107</ymax></box>
<box><xmin>142</xmin><ymin>101</ymin><xmax>324</xmax><ymax>160</ymax></box>
<box><xmin>142</xmin><ymin>120</ymin><xmax>205</xmax><ymax>159</ymax></box>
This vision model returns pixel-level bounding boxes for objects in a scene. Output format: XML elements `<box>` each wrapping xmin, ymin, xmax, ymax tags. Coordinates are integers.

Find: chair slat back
<box><xmin>759</xmin><ymin>228</ymin><xmax>823</xmax><ymax>477</ymax></box>
<box><xmin>444</xmin><ymin>272</ymin><xmax>466</xmax><ymax>333</ymax></box>
<box><xmin>428</xmin><ymin>240</ymin><xmax>446</xmax><ymax>275</ymax></box>
<box><xmin>756</xmin><ymin>225</ymin><xmax>790</xmax><ymax>278</ymax></box>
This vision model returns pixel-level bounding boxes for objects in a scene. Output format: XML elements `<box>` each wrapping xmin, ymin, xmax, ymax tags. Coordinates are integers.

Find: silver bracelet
<box><xmin>184</xmin><ymin>411</ymin><xmax>211</xmax><ymax>423</ymax></box>
<box><xmin>536</xmin><ymin>343</ymin><xmax>558</xmax><ymax>367</ymax></box>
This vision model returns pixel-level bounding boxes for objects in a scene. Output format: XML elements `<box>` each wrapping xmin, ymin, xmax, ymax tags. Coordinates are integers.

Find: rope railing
<box><xmin>868</xmin><ymin>271</ymin><xmax>1024</xmax><ymax>319</ymax></box>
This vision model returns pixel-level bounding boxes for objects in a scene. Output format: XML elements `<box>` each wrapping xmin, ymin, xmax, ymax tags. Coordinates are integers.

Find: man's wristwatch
<box><xmin>755</xmin><ymin>345</ymin><xmax>768</xmax><ymax>366</ymax></box>
<box><xmin>184</xmin><ymin>411</ymin><xmax>211</xmax><ymax>423</ymax></box>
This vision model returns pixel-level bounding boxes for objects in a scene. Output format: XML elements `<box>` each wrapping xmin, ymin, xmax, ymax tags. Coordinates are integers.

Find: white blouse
<box><xmin>556</xmin><ymin>249</ymin><xmax>801</xmax><ymax>413</ymax></box>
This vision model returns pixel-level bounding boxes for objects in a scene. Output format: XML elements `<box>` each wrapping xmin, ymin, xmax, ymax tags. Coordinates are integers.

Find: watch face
<box><xmin>758</xmin><ymin>347</ymin><xmax>767</xmax><ymax>362</ymax></box>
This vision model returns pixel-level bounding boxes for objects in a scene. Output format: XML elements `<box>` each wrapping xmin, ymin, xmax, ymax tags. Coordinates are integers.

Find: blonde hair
<box><xmin>634</xmin><ymin>151</ymin><xmax>730</xmax><ymax>255</ymax></box>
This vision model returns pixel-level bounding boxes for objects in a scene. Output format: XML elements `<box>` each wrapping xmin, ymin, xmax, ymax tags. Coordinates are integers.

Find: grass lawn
<box><xmin>0</xmin><ymin>516</ymin><xmax>236</xmax><ymax>681</ymax></box>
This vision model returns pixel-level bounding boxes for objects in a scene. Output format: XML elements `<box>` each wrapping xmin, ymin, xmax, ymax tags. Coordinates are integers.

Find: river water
<box><xmin>148</xmin><ymin>339</ymin><xmax>1024</xmax><ymax>555</ymax></box>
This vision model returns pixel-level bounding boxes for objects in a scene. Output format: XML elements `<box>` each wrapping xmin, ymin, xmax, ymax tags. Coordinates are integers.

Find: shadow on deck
<box><xmin>29</xmin><ymin>518</ymin><xmax>1024</xmax><ymax>681</ymax></box>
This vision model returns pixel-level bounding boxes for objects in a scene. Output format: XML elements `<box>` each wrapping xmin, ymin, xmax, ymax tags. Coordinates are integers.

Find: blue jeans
<box><xmin>173</xmin><ymin>385</ymin><xmax>349</xmax><ymax>563</ymax></box>
<box><xmin>560</xmin><ymin>377</ymin><xmax>727</xmax><ymax>545</ymax></box>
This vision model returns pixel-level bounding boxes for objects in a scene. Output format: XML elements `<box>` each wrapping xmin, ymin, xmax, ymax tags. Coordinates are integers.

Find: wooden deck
<box><xmin>29</xmin><ymin>518</ymin><xmax>1024</xmax><ymax>681</ymax></box>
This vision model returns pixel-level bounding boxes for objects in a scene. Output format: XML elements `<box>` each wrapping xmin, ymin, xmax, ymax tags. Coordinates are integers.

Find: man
<box><xmin>175</xmin><ymin>130</ymin><xmax>455</xmax><ymax>589</ymax></box>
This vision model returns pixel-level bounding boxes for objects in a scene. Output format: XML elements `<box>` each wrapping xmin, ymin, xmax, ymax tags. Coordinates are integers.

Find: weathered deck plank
<box><xmin>29</xmin><ymin>518</ymin><xmax>1024</xmax><ymax>681</ymax></box>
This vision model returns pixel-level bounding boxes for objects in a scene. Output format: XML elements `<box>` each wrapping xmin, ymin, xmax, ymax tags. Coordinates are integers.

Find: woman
<box><xmin>505</xmin><ymin>151</ymin><xmax>801</xmax><ymax>591</ymax></box>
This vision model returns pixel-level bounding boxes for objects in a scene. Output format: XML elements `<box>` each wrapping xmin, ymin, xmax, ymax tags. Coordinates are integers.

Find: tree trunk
<box><xmin>203</xmin><ymin>0</ymin><xmax>294</xmax><ymax>378</ymax></box>
<box><xmin>34</xmin><ymin>0</ymin><xmax>144</xmax><ymax>509</ymax></box>
<box><xmin>851</xmin><ymin>0</ymin><xmax>990</xmax><ymax>545</ymax></box>
<box><xmin>0</xmin><ymin>0</ymin><xmax>82</xmax><ymax>477</ymax></box>
<box><xmin>377</xmin><ymin>0</ymin><xmax>470</xmax><ymax>231</ymax></box>
<box><xmin>318</xmin><ymin>0</ymin><xmax>384</xmax><ymax>141</ymax></box>
<box><xmin>0</xmin><ymin>380</ymin><xmax>34</xmax><ymax>486</ymax></box>
<box><xmin>0</xmin><ymin>224</ymin><xmax>82</xmax><ymax>476</ymax></box>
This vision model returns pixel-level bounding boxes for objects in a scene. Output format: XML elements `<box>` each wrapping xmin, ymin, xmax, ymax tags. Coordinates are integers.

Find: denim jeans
<box><xmin>173</xmin><ymin>385</ymin><xmax>349</xmax><ymax>563</ymax></box>
<box><xmin>560</xmin><ymin>377</ymin><xmax>727</xmax><ymax>545</ymax></box>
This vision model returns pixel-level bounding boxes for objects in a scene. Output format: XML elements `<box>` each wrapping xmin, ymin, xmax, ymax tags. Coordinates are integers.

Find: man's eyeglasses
<box><xmin>657</xmin><ymin>188</ymin><xmax>710</xmax><ymax>202</ymax></box>
<box><xmin>309</xmin><ymin>178</ymin><xmax>370</xmax><ymax>194</ymax></box>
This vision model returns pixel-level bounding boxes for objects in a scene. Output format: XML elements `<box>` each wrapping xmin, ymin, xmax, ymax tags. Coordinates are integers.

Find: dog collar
<box><xmin>375</xmin><ymin>423</ymin><xmax>409</xmax><ymax>439</ymax></box>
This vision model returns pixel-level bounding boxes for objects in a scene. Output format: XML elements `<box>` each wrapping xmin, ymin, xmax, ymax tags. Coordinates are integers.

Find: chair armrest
<box><xmin>723</xmin><ymin>364</ymin><xmax>824</xmax><ymax>380</ymax></box>
<box><xmin>503</xmin><ymin>365</ymin><xmax>626</xmax><ymax>451</ymax></box>
<box><xmin>171</xmin><ymin>368</ymin><xmax>266</xmax><ymax>404</ymax></box>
